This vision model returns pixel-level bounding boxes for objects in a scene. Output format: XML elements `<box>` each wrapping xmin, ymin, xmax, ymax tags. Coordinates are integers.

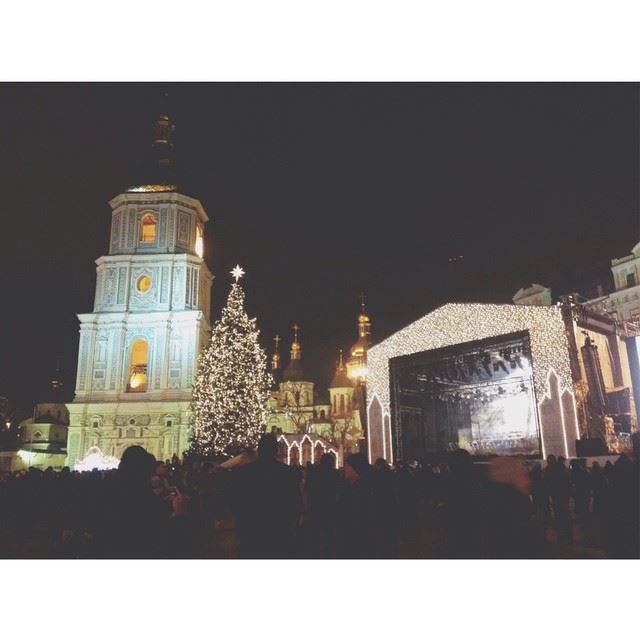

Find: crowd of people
<box><xmin>0</xmin><ymin>435</ymin><xmax>638</xmax><ymax>559</ymax></box>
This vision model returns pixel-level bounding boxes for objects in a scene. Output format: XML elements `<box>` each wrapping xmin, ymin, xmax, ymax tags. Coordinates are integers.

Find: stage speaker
<box><xmin>575</xmin><ymin>438</ymin><xmax>608</xmax><ymax>457</ymax></box>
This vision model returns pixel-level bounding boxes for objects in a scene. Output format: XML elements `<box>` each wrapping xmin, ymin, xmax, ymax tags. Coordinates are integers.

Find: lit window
<box><xmin>127</xmin><ymin>340</ymin><xmax>148</xmax><ymax>392</ymax></box>
<box><xmin>195</xmin><ymin>224</ymin><xmax>204</xmax><ymax>258</ymax></box>
<box><xmin>140</xmin><ymin>214</ymin><xmax>157</xmax><ymax>243</ymax></box>
<box><xmin>137</xmin><ymin>275</ymin><xmax>152</xmax><ymax>293</ymax></box>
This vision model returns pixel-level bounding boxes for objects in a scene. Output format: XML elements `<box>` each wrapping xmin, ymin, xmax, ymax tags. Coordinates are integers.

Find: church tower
<box><xmin>281</xmin><ymin>324</ymin><xmax>314</xmax><ymax>410</ymax></box>
<box><xmin>329</xmin><ymin>350</ymin><xmax>355</xmax><ymax>418</ymax></box>
<box><xmin>346</xmin><ymin>296</ymin><xmax>372</xmax><ymax>382</ymax></box>
<box><xmin>66</xmin><ymin>113</ymin><xmax>214</xmax><ymax>467</ymax></box>
<box><xmin>270</xmin><ymin>334</ymin><xmax>283</xmax><ymax>388</ymax></box>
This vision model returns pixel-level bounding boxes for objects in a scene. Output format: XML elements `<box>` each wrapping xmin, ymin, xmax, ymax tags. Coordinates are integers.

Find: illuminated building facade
<box><xmin>266</xmin><ymin>325</ymin><xmax>364</xmax><ymax>465</ymax></box>
<box><xmin>584</xmin><ymin>241</ymin><xmax>640</xmax><ymax>325</ymax></box>
<box><xmin>511</xmin><ymin>241</ymin><xmax>640</xmax><ymax>454</ymax></box>
<box><xmin>2</xmin><ymin>370</ymin><xmax>69</xmax><ymax>472</ymax></box>
<box><xmin>17</xmin><ymin>402</ymin><xmax>69</xmax><ymax>471</ymax></box>
<box><xmin>66</xmin><ymin>116</ymin><xmax>214</xmax><ymax>468</ymax></box>
<box><xmin>579</xmin><ymin>241</ymin><xmax>640</xmax><ymax>447</ymax></box>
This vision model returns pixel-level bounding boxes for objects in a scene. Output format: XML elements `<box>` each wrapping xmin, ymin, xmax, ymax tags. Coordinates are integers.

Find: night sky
<box><xmin>1</xmin><ymin>83</ymin><xmax>638</xmax><ymax>413</ymax></box>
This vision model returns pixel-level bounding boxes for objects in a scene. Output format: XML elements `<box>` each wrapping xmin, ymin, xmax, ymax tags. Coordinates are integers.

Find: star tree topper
<box><xmin>230</xmin><ymin>264</ymin><xmax>245</xmax><ymax>282</ymax></box>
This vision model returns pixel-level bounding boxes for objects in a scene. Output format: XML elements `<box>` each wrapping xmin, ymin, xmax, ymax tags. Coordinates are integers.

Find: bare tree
<box><xmin>327</xmin><ymin>415</ymin><xmax>362</xmax><ymax>455</ymax></box>
<box><xmin>281</xmin><ymin>381</ymin><xmax>312</xmax><ymax>434</ymax></box>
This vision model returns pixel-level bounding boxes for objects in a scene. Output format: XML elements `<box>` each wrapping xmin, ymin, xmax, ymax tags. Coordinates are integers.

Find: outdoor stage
<box><xmin>366</xmin><ymin>303</ymin><xmax>581</xmax><ymax>463</ymax></box>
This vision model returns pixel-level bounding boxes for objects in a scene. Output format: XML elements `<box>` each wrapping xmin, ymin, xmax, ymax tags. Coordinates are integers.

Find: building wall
<box><xmin>66</xmin><ymin>400</ymin><xmax>191</xmax><ymax>466</ymax></box>
<box><xmin>611</xmin><ymin>244</ymin><xmax>640</xmax><ymax>293</ymax></box>
<box><xmin>21</xmin><ymin>421</ymin><xmax>68</xmax><ymax>447</ymax></box>
<box><xmin>73</xmin><ymin>310</ymin><xmax>207</xmax><ymax>401</ymax></box>
<box><xmin>329</xmin><ymin>386</ymin><xmax>355</xmax><ymax>417</ymax></box>
<box><xmin>585</xmin><ymin>243</ymin><xmax>640</xmax><ymax>324</ymax></box>
<box><xmin>67</xmin><ymin>191</ymin><xmax>213</xmax><ymax>467</ymax></box>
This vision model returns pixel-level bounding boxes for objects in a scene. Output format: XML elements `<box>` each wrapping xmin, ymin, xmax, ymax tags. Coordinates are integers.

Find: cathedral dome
<box><xmin>330</xmin><ymin>366</ymin><xmax>353</xmax><ymax>389</ymax></box>
<box><xmin>283</xmin><ymin>359</ymin><xmax>306</xmax><ymax>382</ymax></box>
<box><xmin>350</xmin><ymin>335</ymin><xmax>370</xmax><ymax>357</ymax></box>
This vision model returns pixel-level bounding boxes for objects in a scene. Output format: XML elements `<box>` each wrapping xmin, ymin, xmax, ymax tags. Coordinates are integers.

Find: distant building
<box><xmin>17</xmin><ymin>402</ymin><xmax>69</xmax><ymax>470</ymax></box>
<box><xmin>1</xmin><ymin>374</ymin><xmax>69</xmax><ymax>472</ymax></box>
<box><xmin>266</xmin><ymin>312</ymin><xmax>369</xmax><ymax>465</ymax></box>
<box><xmin>266</xmin><ymin>326</ymin><xmax>331</xmax><ymax>435</ymax></box>
<box><xmin>584</xmin><ymin>241</ymin><xmax>640</xmax><ymax>325</ymax></box>
<box><xmin>512</xmin><ymin>284</ymin><xmax>552</xmax><ymax>307</ymax></box>
<box><xmin>581</xmin><ymin>241</ymin><xmax>640</xmax><ymax>441</ymax></box>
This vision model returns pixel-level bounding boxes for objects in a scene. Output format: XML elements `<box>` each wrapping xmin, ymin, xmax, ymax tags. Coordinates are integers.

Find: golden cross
<box><xmin>274</xmin><ymin>334</ymin><xmax>281</xmax><ymax>350</ymax></box>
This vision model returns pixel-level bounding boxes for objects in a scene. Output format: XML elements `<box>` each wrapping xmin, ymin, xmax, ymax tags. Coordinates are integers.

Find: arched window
<box><xmin>195</xmin><ymin>224</ymin><xmax>204</xmax><ymax>258</ymax></box>
<box><xmin>140</xmin><ymin>214</ymin><xmax>157</xmax><ymax>244</ymax></box>
<box><xmin>340</xmin><ymin>394</ymin><xmax>345</xmax><ymax>415</ymax></box>
<box><xmin>127</xmin><ymin>339</ymin><xmax>148</xmax><ymax>392</ymax></box>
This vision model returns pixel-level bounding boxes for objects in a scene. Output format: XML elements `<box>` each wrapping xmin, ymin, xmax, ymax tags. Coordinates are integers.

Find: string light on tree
<box><xmin>190</xmin><ymin>266</ymin><xmax>272</xmax><ymax>456</ymax></box>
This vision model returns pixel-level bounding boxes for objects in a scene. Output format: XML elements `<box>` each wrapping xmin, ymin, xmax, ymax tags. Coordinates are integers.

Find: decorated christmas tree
<box><xmin>190</xmin><ymin>265</ymin><xmax>272</xmax><ymax>456</ymax></box>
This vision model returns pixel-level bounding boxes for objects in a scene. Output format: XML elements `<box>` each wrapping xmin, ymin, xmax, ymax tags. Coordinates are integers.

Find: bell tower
<box><xmin>66</xmin><ymin>114</ymin><xmax>214</xmax><ymax>467</ymax></box>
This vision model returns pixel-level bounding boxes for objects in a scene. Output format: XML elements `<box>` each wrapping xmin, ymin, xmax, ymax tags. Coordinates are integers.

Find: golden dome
<box><xmin>358</xmin><ymin>313</ymin><xmax>370</xmax><ymax>324</ymax></box>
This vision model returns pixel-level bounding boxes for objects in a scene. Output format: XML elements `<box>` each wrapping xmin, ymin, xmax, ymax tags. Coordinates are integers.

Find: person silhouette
<box><xmin>97</xmin><ymin>445</ymin><xmax>172</xmax><ymax>558</ymax></box>
<box><xmin>231</xmin><ymin>434</ymin><xmax>301</xmax><ymax>558</ymax></box>
<box><xmin>372</xmin><ymin>458</ymin><xmax>399</xmax><ymax>558</ymax></box>
<box><xmin>305</xmin><ymin>453</ymin><xmax>342</xmax><ymax>558</ymax></box>
<box><xmin>337</xmin><ymin>453</ymin><xmax>375</xmax><ymax>558</ymax></box>
<box><xmin>484</xmin><ymin>456</ymin><xmax>545</xmax><ymax>558</ymax></box>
